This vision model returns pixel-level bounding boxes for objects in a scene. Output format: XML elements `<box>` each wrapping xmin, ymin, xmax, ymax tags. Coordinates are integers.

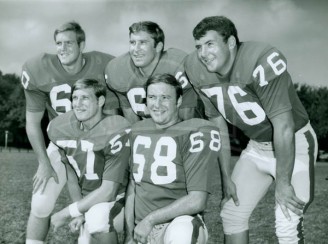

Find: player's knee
<box><xmin>30</xmin><ymin>194</ymin><xmax>55</xmax><ymax>218</ymax></box>
<box><xmin>220</xmin><ymin>201</ymin><xmax>250</xmax><ymax>234</ymax></box>
<box><xmin>164</xmin><ymin>215</ymin><xmax>208</xmax><ymax>244</ymax></box>
<box><xmin>275</xmin><ymin>207</ymin><xmax>304</xmax><ymax>244</ymax></box>
<box><xmin>85</xmin><ymin>202</ymin><xmax>124</xmax><ymax>234</ymax></box>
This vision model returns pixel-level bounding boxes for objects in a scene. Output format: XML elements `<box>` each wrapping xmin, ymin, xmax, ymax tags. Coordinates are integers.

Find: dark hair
<box><xmin>72</xmin><ymin>78</ymin><xmax>106</xmax><ymax>99</ymax></box>
<box><xmin>129</xmin><ymin>21</ymin><xmax>165</xmax><ymax>49</ymax></box>
<box><xmin>193</xmin><ymin>16</ymin><xmax>240</xmax><ymax>44</ymax></box>
<box><xmin>145</xmin><ymin>73</ymin><xmax>183</xmax><ymax>100</ymax></box>
<box><xmin>54</xmin><ymin>21</ymin><xmax>85</xmax><ymax>45</ymax></box>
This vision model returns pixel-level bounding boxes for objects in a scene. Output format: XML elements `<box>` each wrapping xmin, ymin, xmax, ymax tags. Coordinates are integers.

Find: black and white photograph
<box><xmin>0</xmin><ymin>0</ymin><xmax>327</xmax><ymax>243</ymax></box>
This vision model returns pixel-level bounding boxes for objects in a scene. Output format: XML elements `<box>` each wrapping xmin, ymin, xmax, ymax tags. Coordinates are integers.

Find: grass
<box><xmin>0</xmin><ymin>152</ymin><xmax>327</xmax><ymax>244</ymax></box>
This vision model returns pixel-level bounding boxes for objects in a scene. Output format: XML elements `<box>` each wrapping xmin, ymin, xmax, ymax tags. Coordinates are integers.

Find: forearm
<box><xmin>26</xmin><ymin>111</ymin><xmax>50</xmax><ymax>164</ymax></box>
<box><xmin>66</xmin><ymin>165</ymin><xmax>83</xmax><ymax>202</ymax></box>
<box><xmin>125</xmin><ymin>180</ymin><xmax>136</xmax><ymax>238</ymax></box>
<box><xmin>57</xmin><ymin>180</ymin><xmax>120</xmax><ymax>220</ymax></box>
<box><xmin>145</xmin><ymin>191</ymin><xmax>207</xmax><ymax>226</ymax></box>
<box><xmin>26</xmin><ymin>123</ymin><xmax>48</xmax><ymax>161</ymax></box>
<box><xmin>77</xmin><ymin>181</ymin><xmax>120</xmax><ymax>214</ymax></box>
<box><xmin>274</xmin><ymin>126</ymin><xmax>295</xmax><ymax>185</ymax></box>
<box><xmin>271</xmin><ymin>112</ymin><xmax>296</xmax><ymax>186</ymax></box>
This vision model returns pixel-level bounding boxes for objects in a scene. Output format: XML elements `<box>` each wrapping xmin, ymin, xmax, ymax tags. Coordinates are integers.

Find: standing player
<box><xmin>48</xmin><ymin>79</ymin><xmax>130</xmax><ymax>244</ymax></box>
<box><xmin>185</xmin><ymin>16</ymin><xmax>318</xmax><ymax>243</ymax></box>
<box><xmin>125</xmin><ymin>74</ymin><xmax>223</xmax><ymax>244</ymax></box>
<box><xmin>21</xmin><ymin>22</ymin><xmax>118</xmax><ymax>244</ymax></box>
<box><xmin>105</xmin><ymin>21</ymin><xmax>201</xmax><ymax>123</ymax></box>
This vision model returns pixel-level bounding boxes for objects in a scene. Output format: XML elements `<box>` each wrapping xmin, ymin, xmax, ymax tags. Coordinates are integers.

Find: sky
<box><xmin>0</xmin><ymin>0</ymin><xmax>327</xmax><ymax>87</ymax></box>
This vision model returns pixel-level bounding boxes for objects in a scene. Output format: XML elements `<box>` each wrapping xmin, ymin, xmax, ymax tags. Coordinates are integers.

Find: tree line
<box><xmin>0</xmin><ymin>70</ymin><xmax>327</xmax><ymax>153</ymax></box>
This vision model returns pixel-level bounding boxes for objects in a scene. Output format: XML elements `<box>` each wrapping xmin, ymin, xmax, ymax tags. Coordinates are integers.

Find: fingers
<box><xmin>53</xmin><ymin>172</ymin><xmax>59</xmax><ymax>184</ymax></box>
<box><xmin>232</xmin><ymin>193</ymin><xmax>239</xmax><ymax>206</ymax></box>
<box><xmin>33</xmin><ymin>177</ymin><xmax>46</xmax><ymax>194</ymax></box>
<box><xmin>279</xmin><ymin>203</ymin><xmax>291</xmax><ymax>221</ymax></box>
<box><xmin>134</xmin><ymin>233</ymin><xmax>147</xmax><ymax>244</ymax></box>
<box><xmin>279</xmin><ymin>197</ymin><xmax>305</xmax><ymax>221</ymax></box>
<box><xmin>69</xmin><ymin>222</ymin><xmax>80</xmax><ymax>233</ymax></box>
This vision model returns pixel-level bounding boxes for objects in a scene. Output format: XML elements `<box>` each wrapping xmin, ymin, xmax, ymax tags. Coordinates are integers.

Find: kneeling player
<box><xmin>47</xmin><ymin>79</ymin><xmax>130</xmax><ymax>244</ymax></box>
<box><xmin>125</xmin><ymin>74</ymin><xmax>226</xmax><ymax>244</ymax></box>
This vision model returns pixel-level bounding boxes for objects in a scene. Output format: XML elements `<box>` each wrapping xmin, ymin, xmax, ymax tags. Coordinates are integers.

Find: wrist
<box><xmin>68</xmin><ymin>202</ymin><xmax>83</xmax><ymax>218</ymax></box>
<box><xmin>145</xmin><ymin>214</ymin><xmax>156</xmax><ymax>226</ymax></box>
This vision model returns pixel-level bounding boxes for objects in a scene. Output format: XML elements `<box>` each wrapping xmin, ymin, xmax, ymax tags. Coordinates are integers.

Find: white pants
<box><xmin>221</xmin><ymin>122</ymin><xmax>318</xmax><ymax>244</ymax></box>
<box><xmin>31</xmin><ymin>142</ymin><xmax>66</xmax><ymax>217</ymax></box>
<box><xmin>141</xmin><ymin>215</ymin><xmax>208</xmax><ymax>244</ymax></box>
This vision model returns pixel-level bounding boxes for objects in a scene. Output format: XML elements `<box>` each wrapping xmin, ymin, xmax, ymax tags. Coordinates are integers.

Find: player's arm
<box><xmin>51</xmin><ymin>179</ymin><xmax>121</xmax><ymax>231</ymax></box>
<box><xmin>26</xmin><ymin>110</ymin><xmax>59</xmax><ymax>193</ymax></box>
<box><xmin>270</xmin><ymin>111</ymin><xmax>305</xmax><ymax>220</ymax></box>
<box><xmin>133</xmin><ymin>190</ymin><xmax>207</xmax><ymax>244</ymax></box>
<box><xmin>65</xmin><ymin>163</ymin><xmax>82</xmax><ymax>202</ymax></box>
<box><xmin>64</xmin><ymin>163</ymin><xmax>85</xmax><ymax>233</ymax></box>
<box><xmin>209</xmin><ymin>115</ymin><xmax>239</xmax><ymax>207</ymax></box>
<box><xmin>124</xmin><ymin>177</ymin><xmax>136</xmax><ymax>244</ymax></box>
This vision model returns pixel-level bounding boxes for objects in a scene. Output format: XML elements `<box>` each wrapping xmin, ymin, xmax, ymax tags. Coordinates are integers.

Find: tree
<box><xmin>295</xmin><ymin>84</ymin><xmax>328</xmax><ymax>151</ymax></box>
<box><xmin>0</xmin><ymin>71</ymin><xmax>29</xmax><ymax>148</ymax></box>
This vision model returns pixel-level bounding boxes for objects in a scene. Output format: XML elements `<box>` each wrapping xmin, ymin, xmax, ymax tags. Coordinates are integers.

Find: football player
<box><xmin>48</xmin><ymin>79</ymin><xmax>130</xmax><ymax>244</ymax></box>
<box><xmin>21</xmin><ymin>22</ymin><xmax>119</xmax><ymax>244</ymax></box>
<box><xmin>125</xmin><ymin>73</ymin><xmax>225</xmax><ymax>244</ymax></box>
<box><xmin>185</xmin><ymin>16</ymin><xmax>318</xmax><ymax>244</ymax></box>
<box><xmin>105</xmin><ymin>21</ymin><xmax>201</xmax><ymax>124</ymax></box>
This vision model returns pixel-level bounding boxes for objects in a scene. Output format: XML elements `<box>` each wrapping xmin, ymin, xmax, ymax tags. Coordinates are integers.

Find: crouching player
<box><xmin>47</xmin><ymin>79</ymin><xmax>130</xmax><ymax>244</ymax></box>
<box><xmin>125</xmin><ymin>74</ymin><xmax>229</xmax><ymax>244</ymax></box>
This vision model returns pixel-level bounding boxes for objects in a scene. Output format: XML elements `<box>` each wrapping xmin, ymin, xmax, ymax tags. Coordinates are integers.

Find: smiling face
<box><xmin>195</xmin><ymin>30</ymin><xmax>235</xmax><ymax>75</ymax></box>
<box><xmin>72</xmin><ymin>87</ymin><xmax>103</xmax><ymax>130</ymax></box>
<box><xmin>129</xmin><ymin>31</ymin><xmax>162</xmax><ymax>69</ymax></box>
<box><xmin>55</xmin><ymin>30</ymin><xmax>84</xmax><ymax>68</ymax></box>
<box><xmin>146</xmin><ymin>82</ymin><xmax>181</xmax><ymax>129</ymax></box>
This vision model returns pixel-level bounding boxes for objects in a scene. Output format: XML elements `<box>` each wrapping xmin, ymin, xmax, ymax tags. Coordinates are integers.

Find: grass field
<box><xmin>0</xmin><ymin>151</ymin><xmax>327</xmax><ymax>244</ymax></box>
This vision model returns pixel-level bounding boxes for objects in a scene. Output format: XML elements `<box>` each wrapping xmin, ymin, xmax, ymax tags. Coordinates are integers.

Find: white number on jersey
<box><xmin>50</xmin><ymin>84</ymin><xmax>72</xmax><ymax>115</ymax></box>
<box><xmin>133</xmin><ymin>132</ymin><xmax>220</xmax><ymax>184</ymax></box>
<box><xmin>175</xmin><ymin>71</ymin><xmax>189</xmax><ymax>88</ymax></box>
<box><xmin>133</xmin><ymin>135</ymin><xmax>177</xmax><ymax>185</ymax></box>
<box><xmin>56</xmin><ymin>139</ymin><xmax>99</xmax><ymax>180</ymax></box>
<box><xmin>189</xmin><ymin>130</ymin><xmax>221</xmax><ymax>152</ymax></box>
<box><xmin>253</xmin><ymin>51</ymin><xmax>287</xmax><ymax>87</ymax></box>
<box><xmin>127</xmin><ymin>87</ymin><xmax>150</xmax><ymax>116</ymax></box>
<box><xmin>201</xmin><ymin>85</ymin><xmax>266</xmax><ymax>126</ymax></box>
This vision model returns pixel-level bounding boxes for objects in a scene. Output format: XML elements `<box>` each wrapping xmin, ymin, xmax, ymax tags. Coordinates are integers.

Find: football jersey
<box><xmin>47</xmin><ymin>111</ymin><xmax>131</xmax><ymax>196</ymax></box>
<box><xmin>129</xmin><ymin>118</ymin><xmax>220</xmax><ymax>223</ymax></box>
<box><xmin>185</xmin><ymin>42</ymin><xmax>309</xmax><ymax>142</ymax></box>
<box><xmin>21</xmin><ymin>51</ymin><xmax>119</xmax><ymax>121</ymax></box>
<box><xmin>105</xmin><ymin>48</ymin><xmax>197</xmax><ymax>118</ymax></box>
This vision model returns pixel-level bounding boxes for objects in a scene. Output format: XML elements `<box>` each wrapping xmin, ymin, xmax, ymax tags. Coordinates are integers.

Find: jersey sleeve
<box><xmin>182</xmin><ymin>125</ymin><xmax>220</xmax><ymax>193</ymax></box>
<box><xmin>21</xmin><ymin>60</ymin><xmax>48</xmax><ymax>113</ymax></box>
<box><xmin>102</xmin><ymin>128</ymin><xmax>130</xmax><ymax>184</ymax></box>
<box><xmin>252</xmin><ymin>47</ymin><xmax>293</xmax><ymax>119</ymax></box>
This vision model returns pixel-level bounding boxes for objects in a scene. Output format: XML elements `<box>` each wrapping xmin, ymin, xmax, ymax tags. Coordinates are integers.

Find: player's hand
<box><xmin>221</xmin><ymin>178</ymin><xmax>239</xmax><ymax>208</ymax></box>
<box><xmin>51</xmin><ymin>209</ymin><xmax>70</xmax><ymax>232</ymax></box>
<box><xmin>133</xmin><ymin>218</ymin><xmax>153</xmax><ymax>244</ymax></box>
<box><xmin>33</xmin><ymin>160</ymin><xmax>59</xmax><ymax>194</ymax></box>
<box><xmin>275</xmin><ymin>183</ymin><xmax>305</xmax><ymax>220</ymax></box>
<box><xmin>68</xmin><ymin>216</ymin><xmax>85</xmax><ymax>233</ymax></box>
